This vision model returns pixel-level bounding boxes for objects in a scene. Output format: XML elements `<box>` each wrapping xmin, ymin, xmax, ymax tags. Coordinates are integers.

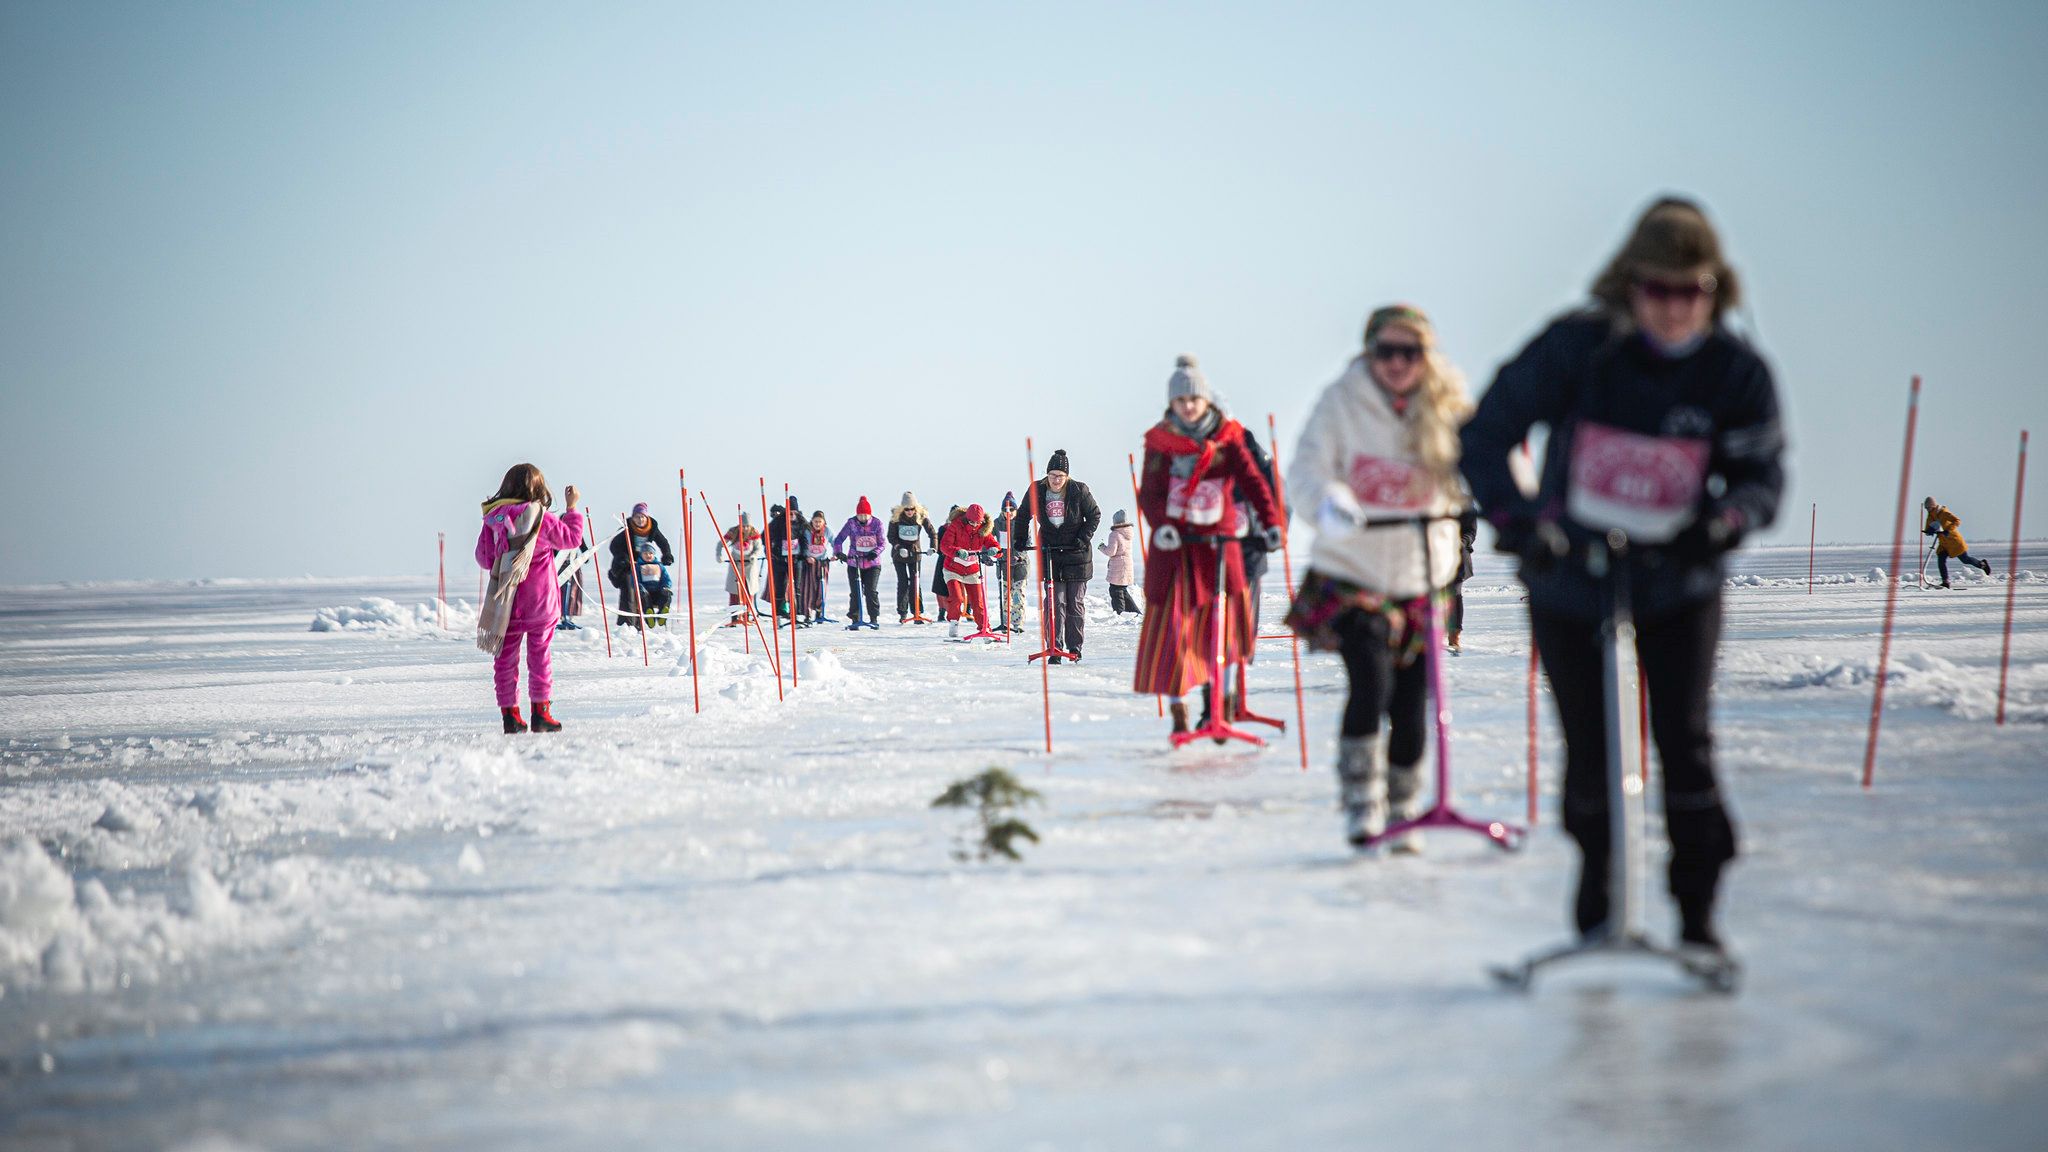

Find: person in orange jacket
<box><xmin>1922</xmin><ymin>496</ymin><xmax>1992</xmax><ymax>589</ymax></box>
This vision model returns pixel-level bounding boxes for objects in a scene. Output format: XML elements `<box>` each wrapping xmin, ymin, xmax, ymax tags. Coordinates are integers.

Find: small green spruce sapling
<box><xmin>931</xmin><ymin>767</ymin><xmax>1043</xmax><ymax>862</ymax></box>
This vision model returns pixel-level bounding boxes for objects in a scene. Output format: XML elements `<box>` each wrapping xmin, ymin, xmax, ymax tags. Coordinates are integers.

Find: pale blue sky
<box><xmin>4</xmin><ymin>1</ymin><xmax>2044</xmax><ymax>582</ymax></box>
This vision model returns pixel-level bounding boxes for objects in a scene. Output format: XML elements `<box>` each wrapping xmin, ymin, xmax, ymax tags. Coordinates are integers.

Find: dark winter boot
<box><xmin>1979</xmin><ymin>558</ymin><xmax>1993</xmax><ymax>575</ymax></box>
<box><xmin>501</xmin><ymin>707</ymin><xmax>527</xmax><ymax>734</ymax></box>
<box><xmin>1169</xmin><ymin>701</ymin><xmax>1190</xmax><ymax>737</ymax></box>
<box><xmin>530</xmin><ymin>701</ymin><xmax>562</xmax><ymax>733</ymax></box>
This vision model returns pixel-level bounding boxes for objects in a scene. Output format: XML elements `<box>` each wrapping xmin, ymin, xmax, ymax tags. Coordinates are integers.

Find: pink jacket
<box><xmin>1098</xmin><ymin>522</ymin><xmax>1136</xmax><ymax>586</ymax></box>
<box><xmin>476</xmin><ymin>500</ymin><xmax>586</xmax><ymax>630</ymax></box>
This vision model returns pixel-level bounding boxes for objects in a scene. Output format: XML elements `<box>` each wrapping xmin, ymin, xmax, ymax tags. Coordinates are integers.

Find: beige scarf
<box><xmin>477</xmin><ymin>503</ymin><xmax>544</xmax><ymax>655</ymax></box>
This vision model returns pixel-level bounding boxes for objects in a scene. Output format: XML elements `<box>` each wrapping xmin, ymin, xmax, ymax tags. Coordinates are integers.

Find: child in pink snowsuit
<box><xmin>476</xmin><ymin>464</ymin><xmax>585</xmax><ymax>733</ymax></box>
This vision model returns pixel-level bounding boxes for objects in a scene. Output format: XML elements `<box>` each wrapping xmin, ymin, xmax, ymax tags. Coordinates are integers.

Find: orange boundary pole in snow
<box><xmin>1527</xmin><ymin>640</ymin><xmax>1541</xmax><ymax>826</ymax></box>
<box><xmin>1997</xmin><ymin>430</ymin><xmax>2029</xmax><ymax>726</ymax></box>
<box><xmin>785</xmin><ymin>485</ymin><xmax>798</xmax><ymax>688</ymax></box>
<box><xmin>703</xmin><ymin>499</ymin><xmax>783</xmax><ymax>701</ymax></box>
<box><xmin>1808</xmin><ymin>503</ymin><xmax>1817</xmax><ymax>594</ymax></box>
<box><xmin>1637</xmin><ymin>657</ymin><xmax>1649</xmax><ymax>784</ymax></box>
<box><xmin>680</xmin><ymin>469</ymin><xmax>700</xmax><ymax>714</ymax></box>
<box><xmin>1128</xmin><ymin>452</ymin><xmax>1163</xmax><ymax>718</ymax></box>
<box><xmin>625</xmin><ymin>511</ymin><xmax>652</xmax><ymax>667</ymax></box>
<box><xmin>735</xmin><ymin>505</ymin><xmax>752</xmax><ymax>654</ymax></box>
<box><xmin>587</xmin><ymin>515</ymin><xmax>614</xmax><ymax>659</ymax></box>
<box><xmin>1265</xmin><ymin>415</ymin><xmax>1310</xmax><ymax>771</ymax></box>
<box><xmin>1864</xmin><ymin>375</ymin><xmax>1921</xmax><ymax>789</ymax></box>
<box><xmin>760</xmin><ymin>479</ymin><xmax>784</xmax><ymax>687</ymax></box>
<box><xmin>1028</xmin><ymin>438</ymin><xmax>1052</xmax><ymax>754</ymax></box>
<box><xmin>436</xmin><ymin>528</ymin><xmax>448</xmax><ymax>627</ymax></box>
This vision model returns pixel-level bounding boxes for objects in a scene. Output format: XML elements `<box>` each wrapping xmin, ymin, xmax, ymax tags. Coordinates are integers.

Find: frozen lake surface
<box><xmin>2</xmin><ymin>544</ymin><xmax>2045</xmax><ymax>1151</ymax></box>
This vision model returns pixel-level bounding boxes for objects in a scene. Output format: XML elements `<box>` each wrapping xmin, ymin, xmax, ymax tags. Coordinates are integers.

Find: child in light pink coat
<box><xmin>476</xmin><ymin>463</ymin><xmax>585</xmax><ymax>733</ymax></box>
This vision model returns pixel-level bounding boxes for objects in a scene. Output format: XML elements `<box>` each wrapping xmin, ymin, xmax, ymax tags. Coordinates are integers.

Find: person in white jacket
<box><xmin>1284</xmin><ymin>304</ymin><xmax>1472</xmax><ymax>850</ymax></box>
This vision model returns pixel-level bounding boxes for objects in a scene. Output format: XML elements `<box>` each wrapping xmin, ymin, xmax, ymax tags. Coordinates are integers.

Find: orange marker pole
<box><xmin>704</xmin><ymin>499</ymin><xmax>782</xmax><ymax>701</ymax></box>
<box><xmin>1864</xmin><ymin>376</ymin><xmax>1921</xmax><ymax>789</ymax></box>
<box><xmin>680</xmin><ymin>469</ymin><xmax>699</xmax><ymax>714</ymax></box>
<box><xmin>587</xmin><ymin>514</ymin><xmax>613</xmax><ymax>658</ymax></box>
<box><xmin>785</xmin><ymin>485</ymin><xmax>799</xmax><ymax>688</ymax></box>
<box><xmin>760</xmin><ymin>479</ymin><xmax>784</xmax><ymax>686</ymax></box>
<box><xmin>1129</xmin><ymin>451</ymin><xmax>1163</xmax><ymax>718</ymax></box>
<box><xmin>1264</xmin><ymin>415</ymin><xmax>1310</xmax><ymax>771</ymax></box>
<box><xmin>1997</xmin><ymin>430</ymin><xmax>2028</xmax><ymax>726</ymax></box>
<box><xmin>1028</xmin><ymin>438</ymin><xmax>1052</xmax><ymax>754</ymax></box>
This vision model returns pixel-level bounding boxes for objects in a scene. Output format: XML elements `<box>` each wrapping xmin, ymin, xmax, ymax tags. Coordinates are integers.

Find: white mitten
<box><xmin>1153</xmin><ymin>524</ymin><xmax>1181</xmax><ymax>551</ymax></box>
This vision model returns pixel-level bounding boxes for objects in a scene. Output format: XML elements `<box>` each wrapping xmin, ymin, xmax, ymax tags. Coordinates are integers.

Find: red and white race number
<box><xmin>1567</xmin><ymin>421</ymin><xmax>1710</xmax><ymax>543</ymax></box>
<box><xmin>1346</xmin><ymin>454</ymin><xmax>1431</xmax><ymax>512</ymax></box>
<box><xmin>1166</xmin><ymin>476</ymin><xmax>1229</xmax><ymax>526</ymax></box>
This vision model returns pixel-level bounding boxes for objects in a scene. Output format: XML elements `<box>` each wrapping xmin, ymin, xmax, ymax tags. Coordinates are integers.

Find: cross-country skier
<box><xmin>1460</xmin><ymin>197</ymin><xmax>1785</xmax><ymax>962</ymax></box>
<box><xmin>476</xmin><ymin>464</ymin><xmax>584</xmax><ymax>734</ymax></box>
<box><xmin>1135</xmin><ymin>356</ymin><xmax>1281</xmax><ymax>735</ymax></box>
<box><xmin>1032</xmin><ymin>450</ymin><xmax>1102</xmax><ymax>663</ymax></box>
<box><xmin>889</xmin><ymin>492</ymin><xmax>938</xmax><ymax>623</ymax></box>
<box><xmin>1284</xmin><ymin>306</ymin><xmax>1471</xmax><ymax>849</ymax></box>
<box><xmin>940</xmin><ymin>504</ymin><xmax>1002</xmax><ymax>638</ymax></box>
<box><xmin>997</xmin><ymin>492</ymin><xmax>1031</xmax><ymax>632</ymax></box>
<box><xmin>1922</xmin><ymin>496</ymin><xmax>1994</xmax><ymax>588</ymax></box>
<box><xmin>609</xmin><ymin>502</ymin><xmax>674</xmax><ymax>631</ymax></box>
<box><xmin>1100</xmin><ymin>511</ymin><xmax>1142</xmax><ymax>615</ymax></box>
<box><xmin>834</xmin><ymin>497</ymin><xmax>888</xmax><ymax>628</ymax></box>
<box><xmin>717</xmin><ymin>513</ymin><xmax>762</xmax><ymax>626</ymax></box>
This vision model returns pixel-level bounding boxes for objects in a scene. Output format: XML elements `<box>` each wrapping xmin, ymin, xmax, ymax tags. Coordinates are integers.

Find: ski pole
<box><xmin>680</xmin><ymin>469</ymin><xmax>699</xmax><ymax>714</ymax></box>
<box><xmin>1264</xmin><ymin>415</ymin><xmax>1310</xmax><ymax>770</ymax></box>
<box><xmin>1865</xmin><ymin>375</ymin><xmax>1921</xmax><ymax>789</ymax></box>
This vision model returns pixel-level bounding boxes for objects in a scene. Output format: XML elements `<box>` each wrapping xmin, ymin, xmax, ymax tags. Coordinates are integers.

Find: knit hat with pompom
<box><xmin>1167</xmin><ymin>353</ymin><xmax>1211</xmax><ymax>402</ymax></box>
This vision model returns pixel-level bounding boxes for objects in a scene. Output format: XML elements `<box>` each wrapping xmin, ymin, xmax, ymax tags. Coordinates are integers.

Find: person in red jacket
<box><xmin>939</xmin><ymin>504</ymin><xmax>1001</xmax><ymax>638</ymax></box>
<box><xmin>1135</xmin><ymin>354</ymin><xmax>1282</xmax><ymax>737</ymax></box>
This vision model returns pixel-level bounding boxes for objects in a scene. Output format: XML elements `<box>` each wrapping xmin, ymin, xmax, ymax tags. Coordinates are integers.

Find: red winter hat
<box><xmin>966</xmin><ymin>503</ymin><xmax>985</xmax><ymax>522</ymax></box>
<box><xmin>856</xmin><ymin>496</ymin><xmax>873</xmax><ymax>515</ymax></box>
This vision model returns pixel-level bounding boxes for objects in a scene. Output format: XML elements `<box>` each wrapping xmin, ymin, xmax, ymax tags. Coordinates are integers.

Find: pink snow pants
<box><xmin>493</xmin><ymin>623</ymin><xmax>554</xmax><ymax>708</ymax></box>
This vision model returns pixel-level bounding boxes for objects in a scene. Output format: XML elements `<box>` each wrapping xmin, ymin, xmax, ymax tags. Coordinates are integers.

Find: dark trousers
<box><xmin>1935</xmin><ymin>551</ymin><xmax>1984</xmax><ymax>584</ymax></box>
<box><xmin>1335</xmin><ymin>611</ymin><xmax>1428</xmax><ymax>761</ymax></box>
<box><xmin>1531</xmin><ymin>592</ymin><xmax>1736</xmax><ymax>937</ymax></box>
<box><xmin>1108</xmin><ymin>584</ymin><xmax>1142</xmax><ymax>614</ymax></box>
<box><xmin>1051</xmin><ymin>580</ymin><xmax>1087</xmax><ymax>655</ymax></box>
<box><xmin>846</xmin><ymin>566</ymin><xmax>881</xmax><ymax>623</ymax></box>
<box><xmin>1447</xmin><ymin>579</ymin><xmax>1466</xmax><ymax>636</ymax></box>
<box><xmin>894</xmin><ymin>552</ymin><xmax>924</xmax><ymax>617</ymax></box>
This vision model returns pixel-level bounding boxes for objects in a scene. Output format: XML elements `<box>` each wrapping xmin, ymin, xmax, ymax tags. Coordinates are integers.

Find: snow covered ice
<box><xmin>1</xmin><ymin>547</ymin><xmax>2044</xmax><ymax>1150</ymax></box>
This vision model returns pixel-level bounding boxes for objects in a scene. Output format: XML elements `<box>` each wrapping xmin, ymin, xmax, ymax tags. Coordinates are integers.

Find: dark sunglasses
<box><xmin>1634</xmin><ymin>273</ymin><xmax>1718</xmax><ymax>303</ymax></box>
<box><xmin>1368</xmin><ymin>342</ymin><xmax>1424</xmax><ymax>364</ymax></box>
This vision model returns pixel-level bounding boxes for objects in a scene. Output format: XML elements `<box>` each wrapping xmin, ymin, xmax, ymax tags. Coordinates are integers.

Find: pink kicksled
<box><xmin>1354</xmin><ymin>514</ymin><xmax>1524</xmax><ymax>852</ymax></box>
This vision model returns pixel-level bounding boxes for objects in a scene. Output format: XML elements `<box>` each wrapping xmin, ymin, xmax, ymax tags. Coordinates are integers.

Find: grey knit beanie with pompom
<box><xmin>1167</xmin><ymin>353</ymin><xmax>1211</xmax><ymax>402</ymax></box>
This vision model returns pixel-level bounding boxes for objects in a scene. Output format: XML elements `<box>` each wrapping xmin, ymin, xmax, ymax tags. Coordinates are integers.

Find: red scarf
<box><xmin>1143</xmin><ymin>417</ymin><xmax>1245</xmax><ymax>495</ymax></box>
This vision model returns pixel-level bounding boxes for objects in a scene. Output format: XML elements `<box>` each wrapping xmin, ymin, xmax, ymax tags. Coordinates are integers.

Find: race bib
<box><xmin>1346</xmin><ymin>454</ymin><xmax>1431</xmax><ymax>511</ymax></box>
<box><xmin>1567</xmin><ymin>421</ymin><xmax>1710</xmax><ymax>543</ymax></box>
<box><xmin>1046</xmin><ymin>496</ymin><xmax>1067</xmax><ymax>523</ymax></box>
<box><xmin>1166</xmin><ymin>476</ymin><xmax>1228</xmax><ymax>526</ymax></box>
<box><xmin>808</xmin><ymin>543</ymin><xmax>830</xmax><ymax>559</ymax></box>
<box><xmin>637</xmin><ymin>562</ymin><xmax>662</xmax><ymax>581</ymax></box>
<box><xmin>897</xmin><ymin>524</ymin><xmax>920</xmax><ymax>541</ymax></box>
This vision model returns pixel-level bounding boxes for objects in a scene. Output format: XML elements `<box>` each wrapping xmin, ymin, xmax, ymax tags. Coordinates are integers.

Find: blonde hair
<box><xmin>1362</xmin><ymin>305</ymin><xmax>1471</xmax><ymax>497</ymax></box>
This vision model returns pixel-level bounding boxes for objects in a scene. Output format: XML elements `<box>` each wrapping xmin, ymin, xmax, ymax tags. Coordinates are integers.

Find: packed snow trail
<box><xmin>1</xmin><ymin>546</ymin><xmax>2044</xmax><ymax>1150</ymax></box>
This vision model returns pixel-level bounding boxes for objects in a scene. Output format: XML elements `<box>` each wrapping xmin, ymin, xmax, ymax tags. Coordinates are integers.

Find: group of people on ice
<box><xmin>474</xmin><ymin>197</ymin><xmax>1790</xmax><ymax>967</ymax></box>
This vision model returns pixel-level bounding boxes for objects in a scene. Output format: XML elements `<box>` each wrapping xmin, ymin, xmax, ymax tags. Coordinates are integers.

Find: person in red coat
<box><xmin>1134</xmin><ymin>354</ymin><xmax>1283</xmax><ymax>736</ymax></box>
<box><xmin>939</xmin><ymin>504</ymin><xmax>1001</xmax><ymax>637</ymax></box>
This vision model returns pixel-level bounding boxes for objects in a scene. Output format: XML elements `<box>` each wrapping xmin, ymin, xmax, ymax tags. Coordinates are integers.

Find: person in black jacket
<box><xmin>1459</xmin><ymin>197</ymin><xmax>1785</xmax><ymax>962</ymax></box>
<box><xmin>887</xmin><ymin>492</ymin><xmax>939</xmax><ymax>622</ymax></box>
<box><xmin>764</xmin><ymin>501</ymin><xmax>803</xmax><ymax>623</ymax></box>
<box><xmin>609</xmin><ymin>503</ymin><xmax>674</xmax><ymax>630</ymax></box>
<box><xmin>1031</xmin><ymin>449</ymin><xmax>1102</xmax><ymax>663</ymax></box>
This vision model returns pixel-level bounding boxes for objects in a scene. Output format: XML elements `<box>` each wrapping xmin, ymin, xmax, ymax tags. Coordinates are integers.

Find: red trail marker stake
<box><xmin>1527</xmin><ymin>640</ymin><xmax>1541</xmax><ymax>826</ymax></box>
<box><xmin>680</xmin><ymin>469</ymin><xmax>700</xmax><ymax>714</ymax></box>
<box><xmin>1808</xmin><ymin>503</ymin><xmax>1817</xmax><ymax>594</ymax></box>
<box><xmin>759</xmin><ymin>480</ymin><xmax>784</xmax><ymax>687</ymax></box>
<box><xmin>436</xmin><ymin>528</ymin><xmax>448</xmax><ymax>627</ymax></box>
<box><xmin>586</xmin><ymin>514</ymin><xmax>613</xmax><ymax>659</ymax></box>
<box><xmin>1264</xmin><ymin>415</ymin><xmax>1310</xmax><ymax>771</ymax></box>
<box><xmin>1027</xmin><ymin>438</ymin><xmax>1052</xmax><ymax>754</ymax></box>
<box><xmin>785</xmin><ymin>485</ymin><xmax>798</xmax><ymax>688</ymax></box>
<box><xmin>1864</xmin><ymin>376</ymin><xmax>1922</xmax><ymax>789</ymax></box>
<box><xmin>1997</xmin><ymin>430</ymin><xmax>2029</xmax><ymax>726</ymax></box>
<box><xmin>736</xmin><ymin>504</ymin><xmax>752</xmax><ymax>654</ymax></box>
<box><xmin>1128</xmin><ymin>451</ymin><xmax>1163</xmax><ymax>718</ymax></box>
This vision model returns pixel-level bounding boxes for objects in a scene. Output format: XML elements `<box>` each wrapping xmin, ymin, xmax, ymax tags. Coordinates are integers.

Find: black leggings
<box><xmin>1936</xmin><ymin>551</ymin><xmax>1984</xmax><ymax>584</ymax></box>
<box><xmin>894</xmin><ymin>552</ymin><xmax>923</xmax><ymax>617</ymax></box>
<box><xmin>1334</xmin><ymin>611</ymin><xmax>1428</xmax><ymax>765</ymax></box>
<box><xmin>1531</xmin><ymin>592</ymin><xmax>1736</xmax><ymax>928</ymax></box>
